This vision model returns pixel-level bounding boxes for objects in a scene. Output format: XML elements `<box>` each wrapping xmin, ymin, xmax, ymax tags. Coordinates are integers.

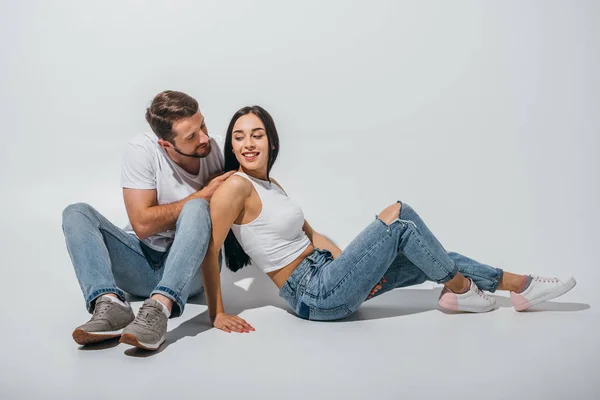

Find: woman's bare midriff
<box><xmin>267</xmin><ymin>244</ymin><xmax>315</xmax><ymax>289</ymax></box>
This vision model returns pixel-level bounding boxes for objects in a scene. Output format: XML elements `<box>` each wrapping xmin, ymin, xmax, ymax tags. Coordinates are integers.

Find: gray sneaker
<box><xmin>72</xmin><ymin>296</ymin><xmax>135</xmax><ymax>345</ymax></box>
<box><xmin>120</xmin><ymin>298</ymin><xmax>168</xmax><ymax>350</ymax></box>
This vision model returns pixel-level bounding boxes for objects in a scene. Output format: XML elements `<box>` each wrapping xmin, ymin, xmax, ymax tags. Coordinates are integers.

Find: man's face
<box><xmin>166</xmin><ymin>111</ymin><xmax>212</xmax><ymax>158</ymax></box>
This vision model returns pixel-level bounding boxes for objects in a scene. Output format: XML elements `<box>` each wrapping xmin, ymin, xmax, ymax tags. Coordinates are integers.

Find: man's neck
<box><xmin>165</xmin><ymin>148</ymin><xmax>200</xmax><ymax>175</ymax></box>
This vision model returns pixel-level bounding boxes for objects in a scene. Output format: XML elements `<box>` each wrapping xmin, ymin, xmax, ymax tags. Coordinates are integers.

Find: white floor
<box><xmin>1</xmin><ymin>211</ymin><xmax>598</xmax><ymax>400</ymax></box>
<box><xmin>2</xmin><ymin>1</ymin><xmax>599</xmax><ymax>398</ymax></box>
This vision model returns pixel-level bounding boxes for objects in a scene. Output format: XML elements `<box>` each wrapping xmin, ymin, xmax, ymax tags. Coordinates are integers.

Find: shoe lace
<box><xmin>131</xmin><ymin>303</ymin><xmax>163</xmax><ymax>329</ymax></box>
<box><xmin>533</xmin><ymin>276</ymin><xmax>559</xmax><ymax>283</ymax></box>
<box><xmin>91</xmin><ymin>298</ymin><xmax>113</xmax><ymax>320</ymax></box>
<box><xmin>473</xmin><ymin>285</ymin><xmax>491</xmax><ymax>301</ymax></box>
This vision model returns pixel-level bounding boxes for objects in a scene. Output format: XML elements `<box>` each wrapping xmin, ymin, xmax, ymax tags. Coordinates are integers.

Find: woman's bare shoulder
<box><xmin>212</xmin><ymin>174</ymin><xmax>253</xmax><ymax>201</ymax></box>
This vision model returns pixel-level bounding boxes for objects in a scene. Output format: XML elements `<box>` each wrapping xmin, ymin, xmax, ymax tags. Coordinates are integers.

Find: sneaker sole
<box><xmin>72</xmin><ymin>329</ymin><xmax>123</xmax><ymax>345</ymax></box>
<box><xmin>514</xmin><ymin>277</ymin><xmax>577</xmax><ymax>311</ymax></box>
<box><xmin>438</xmin><ymin>301</ymin><xmax>496</xmax><ymax>313</ymax></box>
<box><xmin>455</xmin><ymin>303</ymin><xmax>496</xmax><ymax>313</ymax></box>
<box><xmin>119</xmin><ymin>333</ymin><xmax>165</xmax><ymax>351</ymax></box>
<box><xmin>438</xmin><ymin>293</ymin><xmax>496</xmax><ymax>313</ymax></box>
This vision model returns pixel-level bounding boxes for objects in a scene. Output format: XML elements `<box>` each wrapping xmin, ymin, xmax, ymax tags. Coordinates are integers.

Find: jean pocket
<box><xmin>309</xmin><ymin>304</ymin><xmax>353</xmax><ymax>321</ymax></box>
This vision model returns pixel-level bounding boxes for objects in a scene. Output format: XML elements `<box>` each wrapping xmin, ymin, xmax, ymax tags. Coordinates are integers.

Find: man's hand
<box><xmin>212</xmin><ymin>313</ymin><xmax>255</xmax><ymax>333</ymax></box>
<box><xmin>195</xmin><ymin>170</ymin><xmax>236</xmax><ymax>201</ymax></box>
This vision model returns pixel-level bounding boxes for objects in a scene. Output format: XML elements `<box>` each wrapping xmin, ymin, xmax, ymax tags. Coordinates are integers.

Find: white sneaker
<box><xmin>438</xmin><ymin>279</ymin><xmax>496</xmax><ymax>313</ymax></box>
<box><xmin>510</xmin><ymin>276</ymin><xmax>576</xmax><ymax>311</ymax></box>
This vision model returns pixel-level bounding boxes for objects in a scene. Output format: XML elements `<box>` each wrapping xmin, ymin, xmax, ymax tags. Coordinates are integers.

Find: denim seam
<box><xmin>177</xmin><ymin>199</ymin><xmax>209</xmax><ymax>230</ymax></box>
<box><xmin>172</xmin><ymin>210</ymin><xmax>211</xmax><ymax>294</ymax></box>
<box><xmin>487</xmin><ymin>279</ymin><xmax>500</xmax><ymax>293</ymax></box>
<box><xmin>488</xmin><ymin>268</ymin><xmax>503</xmax><ymax>292</ymax></box>
<box><xmin>309</xmin><ymin>303</ymin><xmax>353</xmax><ymax>320</ymax></box>
<box><xmin>374</xmin><ymin>215</ymin><xmax>455</xmax><ymax>283</ymax></box>
<box><xmin>173</xmin><ymin>245</ymin><xmax>209</xmax><ymax>293</ymax></box>
<box><xmin>464</xmin><ymin>272</ymin><xmax>495</xmax><ymax>282</ymax></box>
<box><xmin>99</xmin><ymin>227</ymin><xmax>148</xmax><ymax>259</ymax></box>
<box><xmin>463</xmin><ymin>268</ymin><xmax>502</xmax><ymax>291</ymax></box>
<box><xmin>174</xmin><ymin>265</ymin><xmax>197</xmax><ymax>293</ymax></box>
<box><xmin>462</xmin><ymin>270</ymin><xmax>500</xmax><ymax>281</ymax></box>
<box><xmin>66</xmin><ymin>209</ymin><xmax>146</xmax><ymax>259</ymax></box>
<box><xmin>295</xmin><ymin>267</ymin><xmax>314</xmax><ymax>306</ymax></box>
<box><xmin>397</xmin><ymin>219</ymin><xmax>456</xmax><ymax>281</ymax></box>
<box><xmin>282</xmin><ymin>262</ymin><xmax>313</xmax><ymax>315</ymax></box>
<box><xmin>320</xmin><ymin>229</ymin><xmax>393</xmax><ymax>300</ymax></box>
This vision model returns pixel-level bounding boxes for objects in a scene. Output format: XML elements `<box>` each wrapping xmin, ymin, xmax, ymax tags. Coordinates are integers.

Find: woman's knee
<box><xmin>377</xmin><ymin>202</ymin><xmax>402</xmax><ymax>225</ymax></box>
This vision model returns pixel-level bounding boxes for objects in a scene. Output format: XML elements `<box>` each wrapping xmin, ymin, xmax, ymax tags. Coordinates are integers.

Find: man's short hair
<box><xmin>145</xmin><ymin>91</ymin><xmax>199</xmax><ymax>142</ymax></box>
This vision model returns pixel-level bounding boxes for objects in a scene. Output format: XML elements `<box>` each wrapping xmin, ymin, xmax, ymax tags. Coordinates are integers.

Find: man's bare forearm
<box><xmin>136</xmin><ymin>191</ymin><xmax>207</xmax><ymax>239</ymax></box>
<box><xmin>128</xmin><ymin>171</ymin><xmax>234</xmax><ymax>240</ymax></box>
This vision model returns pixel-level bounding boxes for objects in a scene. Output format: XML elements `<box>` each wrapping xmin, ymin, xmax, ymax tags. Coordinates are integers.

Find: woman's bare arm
<box><xmin>302</xmin><ymin>219</ymin><xmax>342</xmax><ymax>259</ymax></box>
<box><xmin>202</xmin><ymin>175</ymin><xmax>255</xmax><ymax>333</ymax></box>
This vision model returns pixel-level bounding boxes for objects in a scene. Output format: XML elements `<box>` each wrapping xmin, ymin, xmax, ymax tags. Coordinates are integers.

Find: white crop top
<box><xmin>230</xmin><ymin>172</ymin><xmax>311</xmax><ymax>273</ymax></box>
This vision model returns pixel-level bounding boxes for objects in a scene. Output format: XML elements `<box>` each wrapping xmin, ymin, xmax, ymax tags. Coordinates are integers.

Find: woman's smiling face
<box><xmin>231</xmin><ymin>113</ymin><xmax>270</xmax><ymax>175</ymax></box>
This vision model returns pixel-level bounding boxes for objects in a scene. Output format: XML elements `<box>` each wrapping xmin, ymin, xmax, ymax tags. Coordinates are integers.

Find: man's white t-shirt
<box><xmin>121</xmin><ymin>132</ymin><xmax>224</xmax><ymax>252</ymax></box>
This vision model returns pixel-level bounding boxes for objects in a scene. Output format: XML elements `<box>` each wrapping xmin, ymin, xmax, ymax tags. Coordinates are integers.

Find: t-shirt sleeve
<box><xmin>210</xmin><ymin>138</ymin><xmax>225</xmax><ymax>174</ymax></box>
<box><xmin>121</xmin><ymin>142</ymin><xmax>156</xmax><ymax>189</ymax></box>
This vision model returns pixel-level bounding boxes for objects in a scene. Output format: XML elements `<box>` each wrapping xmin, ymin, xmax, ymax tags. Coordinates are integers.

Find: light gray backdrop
<box><xmin>1</xmin><ymin>1</ymin><xmax>598</xmax><ymax>399</ymax></box>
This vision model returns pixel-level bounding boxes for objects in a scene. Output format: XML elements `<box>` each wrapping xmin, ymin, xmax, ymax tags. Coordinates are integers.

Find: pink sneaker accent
<box><xmin>438</xmin><ymin>288</ymin><xmax>459</xmax><ymax>310</ymax></box>
<box><xmin>438</xmin><ymin>279</ymin><xmax>496</xmax><ymax>313</ymax></box>
<box><xmin>510</xmin><ymin>276</ymin><xmax>576</xmax><ymax>311</ymax></box>
<box><xmin>510</xmin><ymin>292</ymin><xmax>532</xmax><ymax>311</ymax></box>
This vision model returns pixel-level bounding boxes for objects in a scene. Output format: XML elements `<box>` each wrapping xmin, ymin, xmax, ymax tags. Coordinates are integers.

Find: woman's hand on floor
<box><xmin>213</xmin><ymin>313</ymin><xmax>255</xmax><ymax>333</ymax></box>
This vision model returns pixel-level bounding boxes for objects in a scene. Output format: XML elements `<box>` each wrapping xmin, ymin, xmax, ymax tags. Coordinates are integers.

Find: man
<box><xmin>62</xmin><ymin>90</ymin><xmax>234</xmax><ymax>350</ymax></box>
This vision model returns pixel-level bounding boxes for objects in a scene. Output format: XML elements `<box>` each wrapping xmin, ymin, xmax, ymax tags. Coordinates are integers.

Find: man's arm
<box><xmin>123</xmin><ymin>171</ymin><xmax>236</xmax><ymax>240</ymax></box>
<box><xmin>123</xmin><ymin>188</ymin><xmax>201</xmax><ymax>240</ymax></box>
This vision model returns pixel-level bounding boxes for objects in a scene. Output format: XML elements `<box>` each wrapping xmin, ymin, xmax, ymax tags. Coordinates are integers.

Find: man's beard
<box><xmin>173</xmin><ymin>142</ymin><xmax>212</xmax><ymax>159</ymax></box>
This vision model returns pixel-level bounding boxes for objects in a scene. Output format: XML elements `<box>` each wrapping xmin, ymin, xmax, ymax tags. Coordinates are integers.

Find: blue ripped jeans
<box><xmin>62</xmin><ymin>199</ymin><xmax>214</xmax><ymax>317</ymax></box>
<box><xmin>279</xmin><ymin>202</ymin><xmax>503</xmax><ymax>321</ymax></box>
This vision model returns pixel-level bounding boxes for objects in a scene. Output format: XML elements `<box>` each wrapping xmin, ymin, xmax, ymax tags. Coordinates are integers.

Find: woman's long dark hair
<box><xmin>223</xmin><ymin>106</ymin><xmax>280</xmax><ymax>272</ymax></box>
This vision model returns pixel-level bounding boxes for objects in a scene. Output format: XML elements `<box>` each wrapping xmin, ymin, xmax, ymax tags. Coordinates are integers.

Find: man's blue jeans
<box><xmin>280</xmin><ymin>201</ymin><xmax>504</xmax><ymax>321</ymax></box>
<box><xmin>62</xmin><ymin>199</ymin><xmax>212</xmax><ymax>317</ymax></box>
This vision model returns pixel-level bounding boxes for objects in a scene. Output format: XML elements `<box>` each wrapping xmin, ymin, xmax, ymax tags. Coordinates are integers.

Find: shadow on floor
<box><xmin>490</xmin><ymin>294</ymin><xmax>590</xmax><ymax>312</ymax></box>
<box><xmin>78</xmin><ymin>337</ymin><xmax>121</xmax><ymax>351</ymax></box>
<box><xmin>121</xmin><ymin>266</ymin><xmax>591</xmax><ymax>356</ymax></box>
<box><xmin>123</xmin><ymin>265</ymin><xmax>287</xmax><ymax>357</ymax></box>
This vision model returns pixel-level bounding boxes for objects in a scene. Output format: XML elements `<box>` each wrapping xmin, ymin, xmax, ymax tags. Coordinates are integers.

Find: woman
<box><xmin>200</xmin><ymin>106</ymin><xmax>576</xmax><ymax>333</ymax></box>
